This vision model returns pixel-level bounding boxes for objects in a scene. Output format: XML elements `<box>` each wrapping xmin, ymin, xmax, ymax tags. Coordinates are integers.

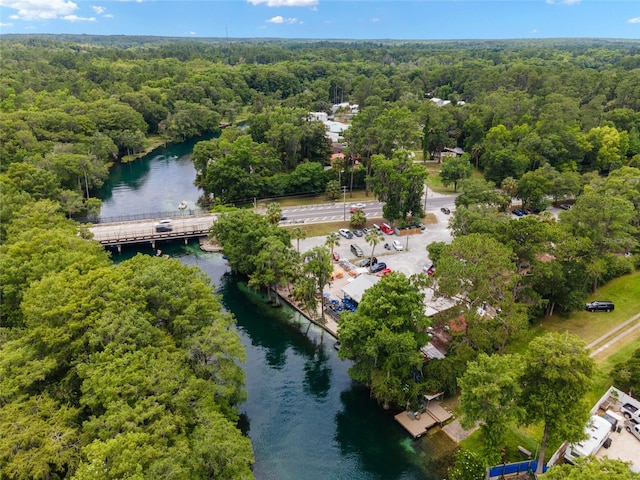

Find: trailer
<box><xmin>564</xmin><ymin>415</ymin><xmax>612</xmax><ymax>464</ymax></box>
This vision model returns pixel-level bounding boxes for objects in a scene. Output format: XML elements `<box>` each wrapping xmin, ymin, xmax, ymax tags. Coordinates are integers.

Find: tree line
<box><xmin>1</xmin><ymin>36</ymin><xmax>639</xmax><ymax>218</ymax></box>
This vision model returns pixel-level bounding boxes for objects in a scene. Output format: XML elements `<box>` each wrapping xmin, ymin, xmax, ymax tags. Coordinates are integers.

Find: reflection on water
<box><xmin>97</xmin><ymin>134</ymin><xmax>216</xmax><ymax>217</ymax></box>
<box><xmin>109</xmin><ymin>234</ymin><xmax>455</xmax><ymax>480</ymax></box>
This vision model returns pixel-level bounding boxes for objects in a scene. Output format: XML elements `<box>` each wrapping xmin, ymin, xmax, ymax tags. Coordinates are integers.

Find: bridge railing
<box><xmin>79</xmin><ymin>208</ymin><xmax>208</xmax><ymax>225</ymax></box>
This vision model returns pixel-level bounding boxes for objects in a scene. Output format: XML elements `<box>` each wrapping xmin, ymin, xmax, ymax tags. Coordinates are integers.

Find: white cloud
<box><xmin>91</xmin><ymin>5</ymin><xmax>104</xmax><ymax>14</ymax></box>
<box><xmin>371</xmin><ymin>17</ymin><xmax>380</xmax><ymax>23</ymax></box>
<box><xmin>103</xmin><ymin>13</ymin><xmax>112</xmax><ymax>18</ymax></box>
<box><xmin>0</xmin><ymin>21</ymin><xmax>13</xmax><ymax>26</ymax></box>
<box><xmin>0</xmin><ymin>0</ymin><xmax>79</xmax><ymax>20</ymax></box>
<box><xmin>189</xmin><ymin>31</ymin><xmax>196</xmax><ymax>35</ymax></box>
<box><xmin>248</xmin><ymin>0</ymin><xmax>317</xmax><ymax>7</ymax></box>
<box><xmin>267</xmin><ymin>15</ymin><xmax>299</xmax><ymax>24</ymax></box>
<box><xmin>628</xmin><ymin>17</ymin><xmax>640</xmax><ymax>24</ymax></box>
<box><xmin>63</xmin><ymin>14</ymin><xmax>95</xmax><ymax>22</ymax></box>
<box><xmin>532</xmin><ymin>28</ymin><xmax>538</xmax><ymax>33</ymax></box>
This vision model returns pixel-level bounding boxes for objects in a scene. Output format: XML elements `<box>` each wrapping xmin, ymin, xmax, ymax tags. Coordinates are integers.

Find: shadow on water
<box><xmin>335</xmin><ymin>384</ymin><xmax>457</xmax><ymax>480</ymax></box>
<box><xmin>220</xmin><ymin>273</ymin><xmax>331</xmax><ymax>371</ymax></box>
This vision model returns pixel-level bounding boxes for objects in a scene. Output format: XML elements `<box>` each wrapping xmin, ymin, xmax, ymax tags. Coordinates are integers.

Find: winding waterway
<box><xmin>100</xmin><ymin>145</ymin><xmax>456</xmax><ymax>480</ymax></box>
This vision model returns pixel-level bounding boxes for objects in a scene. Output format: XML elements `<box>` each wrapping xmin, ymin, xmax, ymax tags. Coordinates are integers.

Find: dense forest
<box><xmin>1</xmin><ymin>35</ymin><xmax>640</xmax><ymax>478</ymax></box>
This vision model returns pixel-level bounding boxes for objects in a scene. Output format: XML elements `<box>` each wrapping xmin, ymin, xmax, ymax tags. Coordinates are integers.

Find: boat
<box><xmin>178</xmin><ymin>200</ymin><xmax>187</xmax><ymax>210</ymax></box>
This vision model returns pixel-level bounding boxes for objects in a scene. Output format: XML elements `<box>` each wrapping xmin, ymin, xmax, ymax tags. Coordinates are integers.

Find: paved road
<box><xmin>280</xmin><ymin>192</ymin><xmax>457</xmax><ymax>225</ymax></box>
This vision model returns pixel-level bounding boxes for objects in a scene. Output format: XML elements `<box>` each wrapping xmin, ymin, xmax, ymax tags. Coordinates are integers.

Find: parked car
<box><xmin>339</xmin><ymin>228</ymin><xmax>353</xmax><ymax>239</ymax></box>
<box><xmin>585</xmin><ymin>301</ymin><xmax>615</xmax><ymax>312</ymax></box>
<box><xmin>154</xmin><ymin>219</ymin><xmax>173</xmax><ymax>232</ymax></box>
<box><xmin>370</xmin><ymin>262</ymin><xmax>387</xmax><ymax>273</ymax></box>
<box><xmin>440</xmin><ymin>207</ymin><xmax>451</xmax><ymax>215</ymax></box>
<box><xmin>376</xmin><ymin>267</ymin><xmax>393</xmax><ymax>277</ymax></box>
<box><xmin>511</xmin><ymin>209</ymin><xmax>525</xmax><ymax>217</ymax></box>
<box><xmin>362</xmin><ymin>228</ymin><xmax>371</xmax><ymax>235</ymax></box>
<box><xmin>560</xmin><ymin>204</ymin><xmax>572</xmax><ymax>210</ymax></box>
<box><xmin>353</xmin><ymin>229</ymin><xmax>364</xmax><ymax>237</ymax></box>
<box><xmin>626</xmin><ymin>421</ymin><xmax>640</xmax><ymax>440</ymax></box>
<box><xmin>350</xmin><ymin>244</ymin><xmax>364</xmax><ymax>257</ymax></box>
<box><xmin>423</xmin><ymin>264</ymin><xmax>435</xmax><ymax>276</ymax></box>
<box><xmin>392</xmin><ymin>239</ymin><xmax>404</xmax><ymax>251</ymax></box>
<box><xmin>622</xmin><ymin>403</ymin><xmax>640</xmax><ymax>424</ymax></box>
<box><xmin>358</xmin><ymin>257</ymin><xmax>377</xmax><ymax>267</ymax></box>
<box><xmin>380</xmin><ymin>223</ymin><xmax>394</xmax><ymax>234</ymax></box>
<box><xmin>372</xmin><ymin>223</ymin><xmax>382</xmax><ymax>232</ymax></box>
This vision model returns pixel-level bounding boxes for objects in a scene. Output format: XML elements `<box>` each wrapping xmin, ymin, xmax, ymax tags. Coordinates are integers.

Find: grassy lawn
<box><xmin>461</xmin><ymin>423</ymin><xmax>544</xmax><ymax>464</ymax></box>
<box><xmin>506</xmin><ymin>270</ymin><xmax>640</xmax><ymax>355</ymax></box>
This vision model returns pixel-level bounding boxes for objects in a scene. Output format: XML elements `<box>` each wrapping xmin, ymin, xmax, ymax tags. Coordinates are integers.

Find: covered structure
<box><xmin>341</xmin><ymin>274</ymin><xmax>381</xmax><ymax>304</ymax></box>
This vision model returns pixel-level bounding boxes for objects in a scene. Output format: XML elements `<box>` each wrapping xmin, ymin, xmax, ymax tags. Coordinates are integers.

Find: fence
<box><xmin>487</xmin><ymin>460</ymin><xmax>548</xmax><ymax>479</ymax></box>
<box><xmin>79</xmin><ymin>208</ymin><xmax>207</xmax><ymax>225</ymax></box>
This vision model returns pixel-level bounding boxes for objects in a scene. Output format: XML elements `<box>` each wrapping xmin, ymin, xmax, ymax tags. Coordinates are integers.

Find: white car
<box><xmin>339</xmin><ymin>228</ymin><xmax>353</xmax><ymax>239</ymax></box>
<box><xmin>392</xmin><ymin>240</ymin><xmax>404</xmax><ymax>251</ymax></box>
<box><xmin>154</xmin><ymin>219</ymin><xmax>173</xmax><ymax>232</ymax></box>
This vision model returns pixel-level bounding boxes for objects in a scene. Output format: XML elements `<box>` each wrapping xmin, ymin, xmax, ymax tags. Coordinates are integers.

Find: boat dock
<box><xmin>394</xmin><ymin>401</ymin><xmax>453</xmax><ymax>438</ymax></box>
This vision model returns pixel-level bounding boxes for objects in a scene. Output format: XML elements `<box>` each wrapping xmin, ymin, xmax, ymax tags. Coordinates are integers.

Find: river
<box><xmin>100</xmin><ymin>145</ymin><xmax>456</xmax><ymax>480</ymax></box>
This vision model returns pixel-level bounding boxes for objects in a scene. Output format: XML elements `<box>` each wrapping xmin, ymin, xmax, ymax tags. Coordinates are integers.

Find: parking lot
<box><xmin>296</xmin><ymin>208</ymin><xmax>454</xmax><ymax>279</ymax></box>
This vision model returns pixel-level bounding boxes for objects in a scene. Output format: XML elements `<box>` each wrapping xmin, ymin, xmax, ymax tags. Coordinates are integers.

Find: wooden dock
<box><xmin>394</xmin><ymin>410</ymin><xmax>437</xmax><ymax>438</ymax></box>
<box><xmin>394</xmin><ymin>402</ymin><xmax>453</xmax><ymax>438</ymax></box>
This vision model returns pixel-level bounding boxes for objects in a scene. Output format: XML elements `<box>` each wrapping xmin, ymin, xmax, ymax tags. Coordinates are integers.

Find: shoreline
<box><xmin>200</xmin><ymin>237</ymin><xmax>339</xmax><ymax>339</ymax></box>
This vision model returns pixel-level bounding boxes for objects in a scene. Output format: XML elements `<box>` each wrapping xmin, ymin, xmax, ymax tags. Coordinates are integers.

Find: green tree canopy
<box><xmin>338</xmin><ymin>273</ymin><xmax>428</xmax><ymax>409</ymax></box>
<box><xmin>520</xmin><ymin>332</ymin><xmax>595</xmax><ymax>474</ymax></box>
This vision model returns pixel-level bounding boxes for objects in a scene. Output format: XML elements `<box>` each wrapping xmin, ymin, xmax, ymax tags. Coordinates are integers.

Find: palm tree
<box><xmin>350</xmin><ymin>209</ymin><xmax>366</xmax><ymax>229</ymax></box>
<box><xmin>365</xmin><ymin>228</ymin><xmax>384</xmax><ymax>264</ymax></box>
<box><xmin>291</xmin><ymin>226</ymin><xmax>307</xmax><ymax>252</ymax></box>
<box><xmin>266</xmin><ymin>202</ymin><xmax>282</xmax><ymax>226</ymax></box>
<box><xmin>325</xmin><ymin>232</ymin><xmax>340</xmax><ymax>258</ymax></box>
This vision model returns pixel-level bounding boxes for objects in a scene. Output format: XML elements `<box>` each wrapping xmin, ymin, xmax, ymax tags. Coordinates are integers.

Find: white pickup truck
<box><xmin>622</xmin><ymin>402</ymin><xmax>640</xmax><ymax>424</ymax></box>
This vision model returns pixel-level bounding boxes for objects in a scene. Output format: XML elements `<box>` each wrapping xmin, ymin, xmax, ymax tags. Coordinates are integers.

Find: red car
<box><xmin>376</xmin><ymin>268</ymin><xmax>393</xmax><ymax>277</ymax></box>
<box><xmin>380</xmin><ymin>223</ymin><xmax>394</xmax><ymax>234</ymax></box>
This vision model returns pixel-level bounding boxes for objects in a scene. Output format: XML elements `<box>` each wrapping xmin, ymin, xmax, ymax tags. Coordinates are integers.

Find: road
<box><xmin>279</xmin><ymin>192</ymin><xmax>457</xmax><ymax>225</ymax></box>
<box><xmin>88</xmin><ymin>191</ymin><xmax>458</xmax><ymax>243</ymax></box>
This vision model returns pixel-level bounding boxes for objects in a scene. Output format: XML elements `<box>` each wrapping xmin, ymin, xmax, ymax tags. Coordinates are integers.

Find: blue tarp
<box><xmin>488</xmin><ymin>460</ymin><xmax>548</xmax><ymax>478</ymax></box>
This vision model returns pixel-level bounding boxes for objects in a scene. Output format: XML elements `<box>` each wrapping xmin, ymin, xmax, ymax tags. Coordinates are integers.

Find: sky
<box><xmin>0</xmin><ymin>0</ymin><xmax>639</xmax><ymax>40</ymax></box>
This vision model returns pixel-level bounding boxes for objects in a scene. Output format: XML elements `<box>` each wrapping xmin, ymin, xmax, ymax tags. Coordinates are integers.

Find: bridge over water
<box><xmin>88</xmin><ymin>214</ymin><xmax>217</xmax><ymax>252</ymax></box>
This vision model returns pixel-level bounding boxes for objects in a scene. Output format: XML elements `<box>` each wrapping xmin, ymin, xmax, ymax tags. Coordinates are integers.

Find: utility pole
<box><xmin>424</xmin><ymin>182</ymin><xmax>429</xmax><ymax>211</ymax></box>
<box><xmin>342</xmin><ymin>186</ymin><xmax>347</xmax><ymax>221</ymax></box>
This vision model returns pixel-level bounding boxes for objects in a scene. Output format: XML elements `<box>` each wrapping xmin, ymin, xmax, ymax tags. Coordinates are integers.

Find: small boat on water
<box><xmin>178</xmin><ymin>200</ymin><xmax>188</xmax><ymax>210</ymax></box>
